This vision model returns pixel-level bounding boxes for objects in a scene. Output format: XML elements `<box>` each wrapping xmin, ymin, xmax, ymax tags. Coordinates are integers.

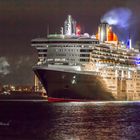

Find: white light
<box><xmin>128</xmin><ymin>71</ymin><xmax>131</xmax><ymax>78</ymax></box>
<box><xmin>122</xmin><ymin>70</ymin><xmax>124</xmax><ymax>78</ymax></box>
<box><xmin>71</xmin><ymin>79</ymin><xmax>76</xmax><ymax>84</ymax></box>
<box><xmin>129</xmin><ymin>39</ymin><xmax>132</xmax><ymax>49</ymax></box>
<box><xmin>73</xmin><ymin>75</ymin><xmax>76</xmax><ymax>79</ymax></box>
<box><xmin>115</xmin><ymin>70</ymin><xmax>118</xmax><ymax>77</ymax></box>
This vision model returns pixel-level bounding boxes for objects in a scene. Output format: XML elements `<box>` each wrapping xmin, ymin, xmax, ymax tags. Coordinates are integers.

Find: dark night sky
<box><xmin>0</xmin><ymin>0</ymin><xmax>140</xmax><ymax>85</ymax></box>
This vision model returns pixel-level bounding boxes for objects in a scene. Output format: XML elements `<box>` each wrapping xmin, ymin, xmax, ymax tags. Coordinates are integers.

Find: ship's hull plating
<box><xmin>34</xmin><ymin>66</ymin><xmax>116</xmax><ymax>101</ymax></box>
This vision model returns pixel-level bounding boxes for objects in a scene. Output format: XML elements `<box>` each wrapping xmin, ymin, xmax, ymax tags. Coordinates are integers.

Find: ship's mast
<box><xmin>64</xmin><ymin>15</ymin><xmax>76</xmax><ymax>35</ymax></box>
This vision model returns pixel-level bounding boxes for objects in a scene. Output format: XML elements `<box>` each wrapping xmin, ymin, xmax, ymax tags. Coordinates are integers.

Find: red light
<box><xmin>76</xmin><ymin>25</ymin><xmax>81</xmax><ymax>35</ymax></box>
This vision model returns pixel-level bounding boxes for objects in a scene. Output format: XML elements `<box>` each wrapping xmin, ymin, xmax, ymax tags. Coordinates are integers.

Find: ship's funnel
<box><xmin>98</xmin><ymin>22</ymin><xmax>109</xmax><ymax>42</ymax></box>
<box><xmin>97</xmin><ymin>22</ymin><xmax>118</xmax><ymax>43</ymax></box>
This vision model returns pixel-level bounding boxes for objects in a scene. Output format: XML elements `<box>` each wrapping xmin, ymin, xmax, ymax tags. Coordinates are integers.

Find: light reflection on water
<box><xmin>0</xmin><ymin>101</ymin><xmax>140</xmax><ymax>140</ymax></box>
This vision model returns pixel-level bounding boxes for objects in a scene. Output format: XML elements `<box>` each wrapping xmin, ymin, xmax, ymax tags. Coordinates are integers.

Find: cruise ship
<box><xmin>31</xmin><ymin>15</ymin><xmax>140</xmax><ymax>101</ymax></box>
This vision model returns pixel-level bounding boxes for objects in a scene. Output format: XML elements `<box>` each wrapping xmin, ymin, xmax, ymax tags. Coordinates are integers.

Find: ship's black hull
<box><xmin>34</xmin><ymin>67</ymin><xmax>115</xmax><ymax>101</ymax></box>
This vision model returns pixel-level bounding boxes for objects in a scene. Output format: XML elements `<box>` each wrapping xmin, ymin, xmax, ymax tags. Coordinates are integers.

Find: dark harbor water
<box><xmin>0</xmin><ymin>100</ymin><xmax>140</xmax><ymax>140</ymax></box>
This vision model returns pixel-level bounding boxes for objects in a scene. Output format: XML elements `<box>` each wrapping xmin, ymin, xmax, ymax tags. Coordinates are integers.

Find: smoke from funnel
<box><xmin>0</xmin><ymin>57</ymin><xmax>10</xmax><ymax>76</ymax></box>
<box><xmin>101</xmin><ymin>8</ymin><xmax>136</xmax><ymax>43</ymax></box>
<box><xmin>101</xmin><ymin>8</ymin><xmax>132</xmax><ymax>29</ymax></box>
